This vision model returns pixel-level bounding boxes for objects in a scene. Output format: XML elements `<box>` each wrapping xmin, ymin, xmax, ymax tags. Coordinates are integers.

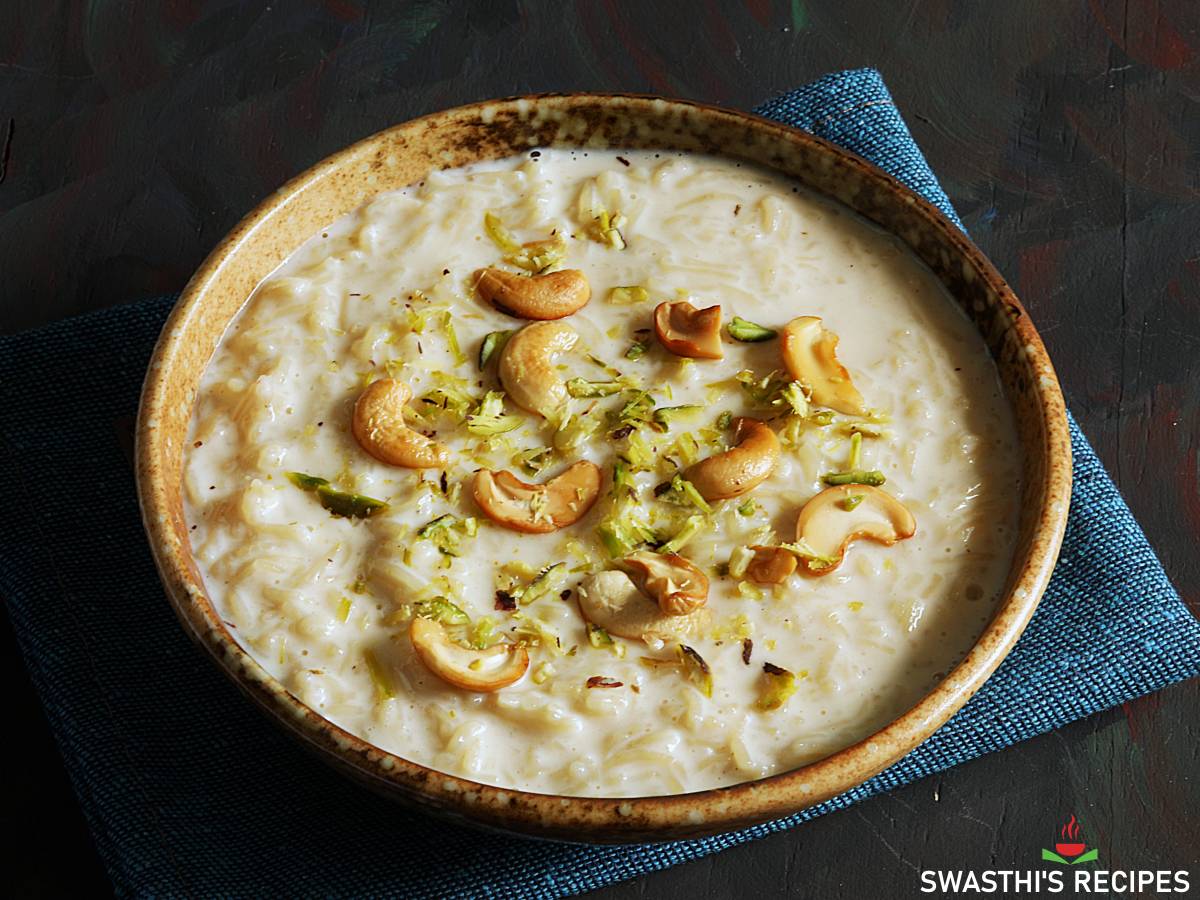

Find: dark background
<box><xmin>2</xmin><ymin>2</ymin><xmax>1197</xmax><ymax>897</ymax></box>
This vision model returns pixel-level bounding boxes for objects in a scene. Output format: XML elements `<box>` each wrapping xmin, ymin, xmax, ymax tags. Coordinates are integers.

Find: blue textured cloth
<box><xmin>1</xmin><ymin>68</ymin><xmax>1197</xmax><ymax>898</ymax></box>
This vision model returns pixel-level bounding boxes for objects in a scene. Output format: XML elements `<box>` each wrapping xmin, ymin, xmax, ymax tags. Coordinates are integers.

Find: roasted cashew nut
<box><xmin>497</xmin><ymin>321</ymin><xmax>580</xmax><ymax>416</ymax></box>
<box><xmin>472</xmin><ymin>460</ymin><xmax>602</xmax><ymax>534</ymax></box>
<box><xmin>352</xmin><ymin>378</ymin><xmax>451</xmax><ymax>469</ymax></box>
<box><xmin>620</xmin><ymin>550</ymin><xmax>709</xmax><ymax>616</ymax></box>
<box><xmin>746</xmin><ymin>546</ymin><xmax>797</xmax><ymax>585</ymax></box>
<box><xmin>781</xmin><ymin>316</ymin><xmax>866</xmax><ymax>415</ymax></box>
<box><xmin>576</xmin><ymin>570</ymin><xmax>711</xmax><ymax>643</ymax></box>
<box><xmin>410</xmin><ymin>616</ymin><xmax>528</xmax><ymax>692</ymax></box>
<box><xmin>475</xmin><ymin>267</ymin><xmax>591</xmax><ymax>320</ymax></box>
<box><xmin>683</xmin><ymin>417</ymin><xmax>780</xmax><ymax>501</ymax></box>
<box><xmin>795</xmin><ymin>484</ymin><xmax>916</xmax><ymax>575</ymax></box>
<box><xmin>653</xmin><ymin>300</ymin><xmax>723</xmax><ymax>359</ymax></box>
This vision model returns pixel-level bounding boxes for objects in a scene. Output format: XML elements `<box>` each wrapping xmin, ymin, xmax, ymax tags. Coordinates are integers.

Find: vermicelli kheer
<box><xmin>183</xmin><ymin>149</ymin><xmax>1021</xmax><ymax>797</ymax></box>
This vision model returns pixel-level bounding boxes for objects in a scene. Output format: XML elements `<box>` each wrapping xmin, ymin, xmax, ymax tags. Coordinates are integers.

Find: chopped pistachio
<box><xmin>336</xmin><ymin>597</ymin><xmax>353</xmax><ymax>623</ymax></box>
<box><xmin>736</xmin><ymin>498</ymin><xmax>758</xmax><ymax>517</ymax></box>
<box><xmin>622</xmin><ymin>431</ymin><xmax>656</xmax><ymax>470</ymax></box>
<box><xmin>586</xmin><ymin>209</ymin><xmax>627</xmax><ymax>249</ymax></box>
<box><xmin>586</xmin><ymin>353</ymin><xmax>624</xmax><ymax>378</ymax></box>
<box><xmin>652</xmin><ymin>405</ymin><xmax>703</xmax><ymax>429</ymax></box>
<box><xmin>654</xmin><ymin>474</ymin><xmax>712</xmax><ymax>514</ymax></box>
<box><xmin>611</xmin><ymin>457</ymin><xmax>635</xmax><ymax>500</ymax></box>
<box><xmin>780</xmin><ymin>381</ymin><xmax>810</xmax><ymax>417</ymax></box>
<box><xmin>821</xmin><ymin>469</ymin><xmax>887</xmax><ymax>487</ymax></box>
<box><xmin>658</xmin><ymin>513</ymin><xmax>707</xmax><ymax>554</ymax></box>
<box><xmin>841</xmin><ymin>493</ymin><xmax>865</xmax><ymax>511</ymax></box>
<box><xmin>677</xmin><ymin>644</ymin><xmax>713</xmax><ymax>698</ymax></box>
<box><xmin>514</xmin><ymin>445</ymin><xmax>554</xmax><ymax>476</ymax></box>
<box><xmin>510</xmin><ymin>562</ymin><xmax>568</xmax><ymax>606</ymax></box>
<box><xmin>756</xmin><ymin>662</ymin><xmax>797</xmax><ymax>711</ymax></box>
<box><xmin>466</xmin><ymin>390</ymin><xmax>523</xmax><ymax>437</ymax></box>
<box><xmin>468</xmin><ymin>616</ymin><xmax>498</xmax><ymax>650</ymax></box>
<box><xmin>286</xmin><ymin>472</ymin><xmax>389</xmax><ymax>519</ymax></box>
<box><xmin>440</xmin><ymin>312</ymin><xmax>467</xmax><ymax>367</ymax></box>
<box><xmin>286</xmin><ymin>471</ymin><xmax>329</xmax><ymax>491</ymax></box>
<box><xmin>501</xmin><ymin>560</ymin><xmax>538</xmax><ymax>579</ymax></box>
<box><xmin>716</xmin><ymin>410</ymin><xmax>733</xmax><ymax>430</ymax></box>
<box><xmin>728</xmin><ymin>316</ymin><xmax>778</xmax><ymax>342</ymax></box>
<box><xmin>567</xmin><ymin>377</ymin><xmax>623</xmax><ymax>398</ymax></box>
<box><xmin>841</xmin><ymin>421</ymin><xmax>889</xmax><ymax>438</ymax></box>
<box><xmin>512</xmin><ymin>614</ymin><xmax>564</xmax><ymax>654</ymax></box>
<box><xmin>737</xmin><ymin>581</ymin><xmax>764</xmax><ymax>600</ymax></box>
<box><xmin>418</xmin><ymin>383</ymin><xmax>475</xmax><ymax>423</ymax></box>
<box><xmin>669</xmin><ymin>431</ymin><xmax>702</xmax><ymax>466</ymax></box>
<box><xmin>483</xmin><ymin>211</ymin><xmax>520</xmax><ymax>253</ymax></box>
<box><xmin>607</xmin><ymin>285</ymin><xmax>650</xmax><ymax>305</ymax></box>
<box><xmin>552</xmin><ymin>410</ymin><xmax>601</xmax><ymax>451</ymax></box>
<box><xmin>728</xmin><ymin>545</ymin><xmax>755</xmax><ymax>579</ymax></box>
<box><xmin>478</xmin><ymin>329</ymin><xmax>514</xmax><ymax>369</ymax></box>
<box><xmin>506</xmin><ymin>235</ymin><xmax>566</xmax><ymax>274</ymax></box>
<box><xmin>586</xmin><ymin>622</ymin><xmax>625</xmax><ymax>657</ymax></box>
<box><xmin>416</xmin><ymin>515</ymin><xmax>477</xmax><ymax>556</ymax></box>
<box><xmin>596</xmin><ymin>496</ymin><xmax>657</xmax><ymax>557</ymax></box>
<box><xmin>531</xmin><ymin>661</ymin><xmax>556</xmax><ymax>684</ymax></box>
<box><xmin>363</xmin><ymin>649</ymin><xmax>395</xmax><ymax>699</ymax></box>
<box><xmin>847</xmin><ymin>431</ymin><xmax>864</xmax><ymax>470</ymax></box>
<box><xmin>778</xmin><ymin>539</ymin><xmax>840</xmax><ymax>571</ymax></box>
<box><xmin>413</xmin><ymin>596</ymin><xmax>470</xmax><ymax>625</ymax></box>
<box><xmin>610</xmin><ymin>390</ymin><xmax>657</xmax><ymax>431</ymax></box>
<box><xmin>624</xmin><ymin>340</ymin><xmax>649</xmax><ymax>361</ymax></box>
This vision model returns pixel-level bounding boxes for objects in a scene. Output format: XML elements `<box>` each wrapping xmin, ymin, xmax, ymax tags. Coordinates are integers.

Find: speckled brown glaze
<box><xmin>136</xmin><ymin>94</ymin><xmax>1071</xmax><ymax>843</ymax></box>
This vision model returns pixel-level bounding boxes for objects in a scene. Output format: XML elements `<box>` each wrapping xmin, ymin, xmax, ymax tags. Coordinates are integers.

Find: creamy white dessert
<box><xmin>183</xmin><ymin>149</ymin><xmax>1021</xmax><ymax>797</ymax></box>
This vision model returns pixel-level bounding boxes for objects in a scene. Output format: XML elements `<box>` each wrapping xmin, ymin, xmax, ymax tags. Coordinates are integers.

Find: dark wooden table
<box><xmin>3</xmin><ymin>2</ymin><xmax>1197</xmax><ymax>896</ymax></box>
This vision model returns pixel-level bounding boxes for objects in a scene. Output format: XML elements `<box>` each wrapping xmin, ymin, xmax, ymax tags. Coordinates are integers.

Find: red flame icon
<box><xmin>1055</xmin><ymin>814</ymin><xmax>1086</xmax><ymax>857</ymax></box>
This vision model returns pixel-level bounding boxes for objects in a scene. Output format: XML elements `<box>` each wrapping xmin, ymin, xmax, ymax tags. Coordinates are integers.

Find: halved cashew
<box><xmin>781</xmin><ymin>316</ymin><xmax>866</xmax><ymax>415</ymax></box>
<box><xmin>352</xmin><ymin>378</ymin><xmax>451</xmax><ymax>468</ymax></box>
<box><xmin>475</xmin><ymin>267</ymin><xmax>591</xmax><ymax>320</ymax></box>
<box><xmin>747</xmin><ymin>546</ymin><xmax>797</xmax><ymax>585</ymax></box>
<box><xmin>577</xmin><ymin>570</ymin><xmax>711</xmax><ymax>643</ymax></box>
<box><xmin>684</xmin><ymin>417</ymin><xmax>780</xmax><ymax>501</ymax></box>
<box><xmin>473</xmin><ymin>460</ymin><xmax>602</xmax><ymax>534</ymax></box>
<box><xmin>653</xmin><ymin>300</ymin><xmax>723</xmax><ymax>359</ymax></box>
<box><xmin>498</xmin><ymin>321</ymin><xmax>580</xmax><ymax>416</ymax></box>
<box><xmin>795</xmin><ymin>484</ymin><xmax>916</xmax><ymax>575</ymax></box>
<box><xmin>410</xmin><ymin>616</ymin><xmax>528</xmax><ymax>692</ymax></box>
<box><xmin>621</xmin><ymin>550</ymin><xmax>709</xmax><ymax>615</ymax></box>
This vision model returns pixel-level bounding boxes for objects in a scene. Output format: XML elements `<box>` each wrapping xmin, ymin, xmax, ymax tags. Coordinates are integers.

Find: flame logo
<box><xmin>1060</xmin><ymin>814</ymin><xmax>1081</xmax><ymax>841</ymax></box>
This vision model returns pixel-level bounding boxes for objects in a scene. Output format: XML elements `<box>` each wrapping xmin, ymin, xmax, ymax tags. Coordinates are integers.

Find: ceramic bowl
<box><xmin>136</xmin><ymin>93</ymin><xmax>1071</xmax><ymax>842</ymax></box>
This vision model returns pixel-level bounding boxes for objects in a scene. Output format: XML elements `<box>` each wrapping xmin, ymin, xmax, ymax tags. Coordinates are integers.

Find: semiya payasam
<box><xmin>183</xmin><ymin>149</ymin><xmax>1021</xmax><ymax>797</ymax></box>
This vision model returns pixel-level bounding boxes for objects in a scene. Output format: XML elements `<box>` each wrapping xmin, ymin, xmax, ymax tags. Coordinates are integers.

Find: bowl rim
<box><xmin>136</xmin><ymin>91</ymin><xmax>1072</xmax><ymax>841</ymax></box>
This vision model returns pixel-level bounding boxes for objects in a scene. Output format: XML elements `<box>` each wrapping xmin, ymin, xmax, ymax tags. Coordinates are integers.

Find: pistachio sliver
<box><xmin>677</xmin><ymin>644</ymin><xmax>713</xmax><ymax>698</ymax></box>
<box><xmin>287</xmin><ymin>471</ymin><xmax>389</xmax><ymax>519</ymax></box>
<box><xmin>607</xmin><ymin>285</ymin><xmax>649</xmax><ymax>305</ymax></box>
<box><xmin>566</xmin><ymin>378</ymin><xmax>623</xmax><ymax>398</ymax></box>
<box><xmin>728</xmin><ymin>316</ymin><xmax>778</xmax><ymax>342</ymax></box>
<box><xmin>478</xmin><ymin>329</ymin><xmax>515</xmax><ymax>369</ymax></box>
<box><xmin>822</xmin><ymin>469</ymin><xmax>887</xmax><ymax>487</ymax></box>
<box><xmin>756</xmin><ymin>662</ymin><xmax>797</xmax><ymax>711</ymax></box>
<box><xmin>414</xmin><ymin>596</ymin><xmax>471</xmax><ymax>625</ymax></box>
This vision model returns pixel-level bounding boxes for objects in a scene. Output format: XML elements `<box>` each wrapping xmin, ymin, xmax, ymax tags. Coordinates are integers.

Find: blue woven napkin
<box><xmin>2</xmin><ymin>69</ymin><xmax>1197</xmax><ymax>898</ymax></box>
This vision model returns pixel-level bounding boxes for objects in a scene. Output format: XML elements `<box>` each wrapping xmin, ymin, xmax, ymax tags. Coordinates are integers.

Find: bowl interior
<box><xmin>137</xmin><ymin>94</ymin><xmax>1070</xmax><ymax>842</ymax></box>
